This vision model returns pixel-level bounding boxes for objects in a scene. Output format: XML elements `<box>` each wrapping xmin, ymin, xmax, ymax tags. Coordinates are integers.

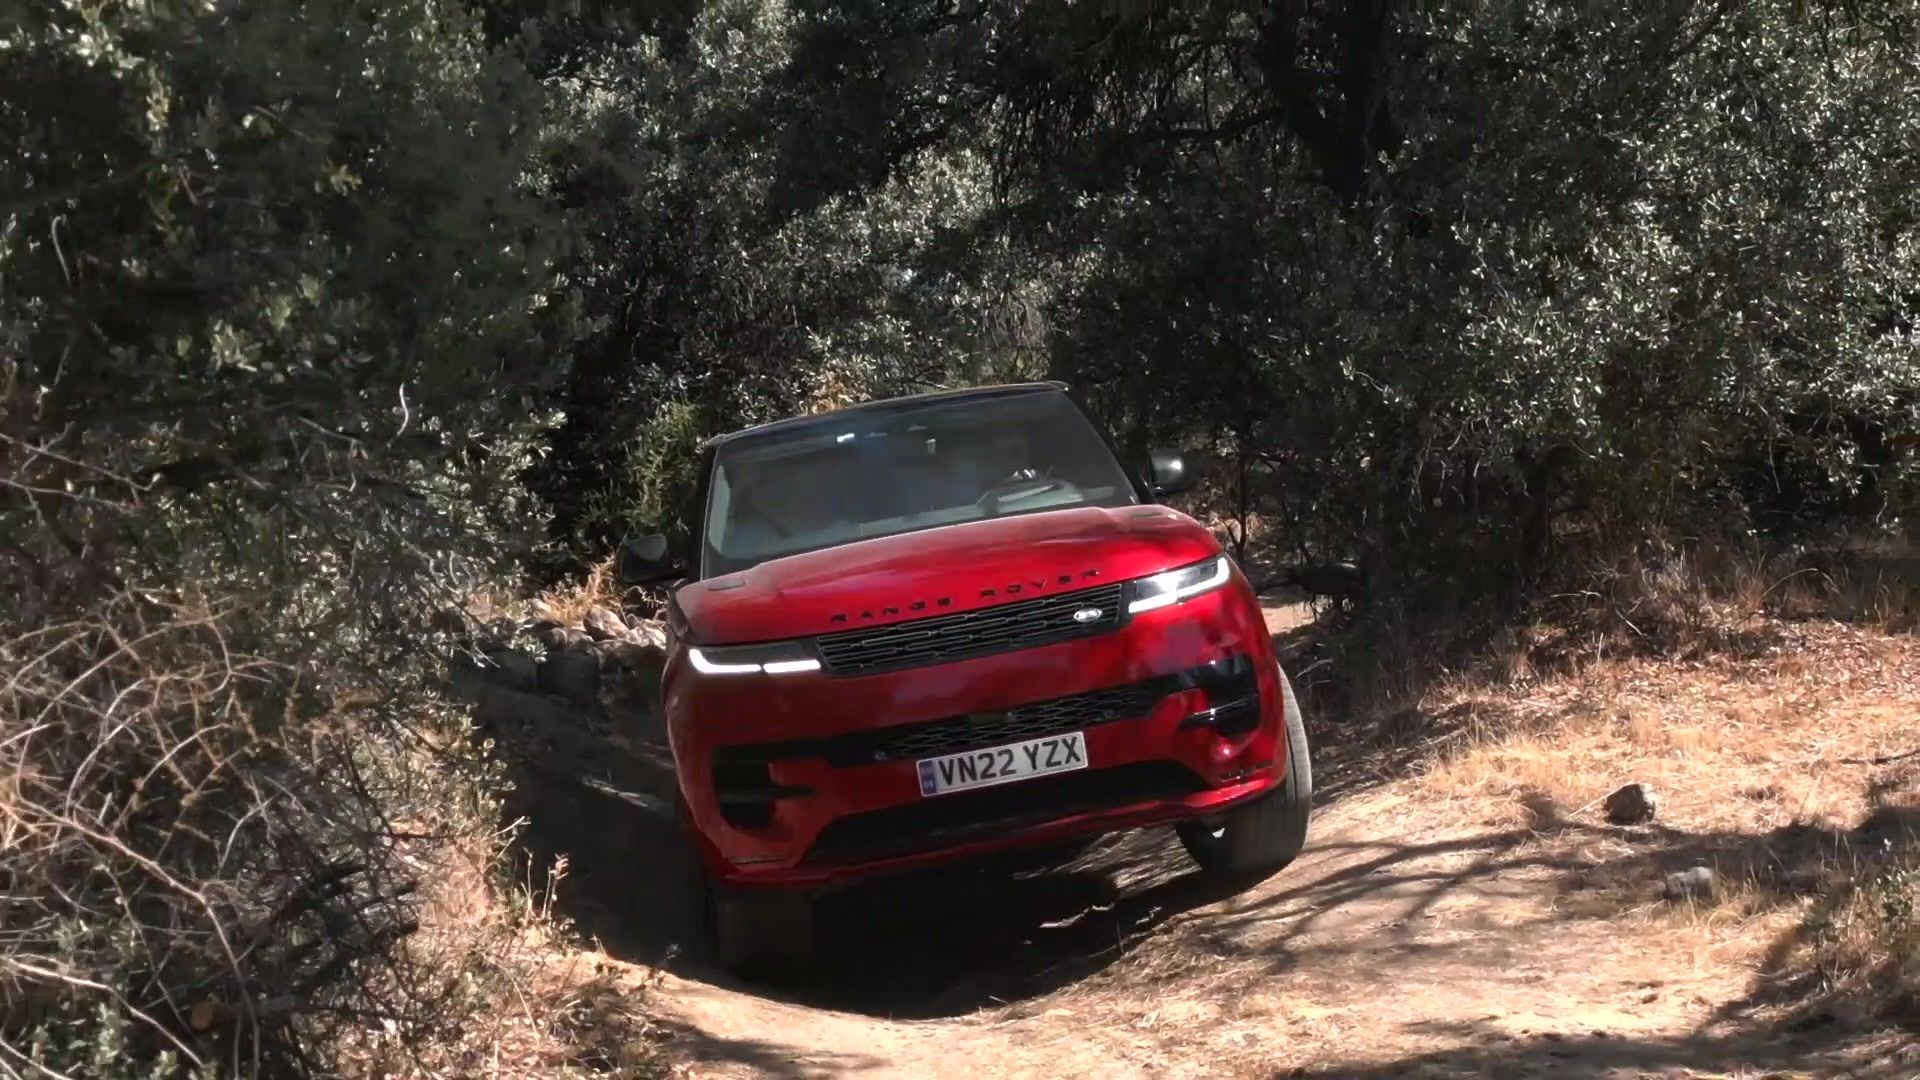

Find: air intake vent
<box><xmin>815</xmin><ymin>582</ymin><xmax>1126</xmax><ymax>676</ymax></box>
<box><xmin>803</xmin><ymin>762</ymin><xmax>1206</xmax><ymax>866</ymax></box>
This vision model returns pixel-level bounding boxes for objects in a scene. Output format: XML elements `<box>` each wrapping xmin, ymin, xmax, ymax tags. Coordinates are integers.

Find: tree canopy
<box><xmin>3</xmin><ymin>0</ymin><xmax>1916</xmax><ymax>1073</ymax></box>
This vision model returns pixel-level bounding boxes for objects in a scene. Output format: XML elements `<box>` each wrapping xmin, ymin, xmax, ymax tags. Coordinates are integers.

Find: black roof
<box><xmin>700</xmin><ymin>381</ymin><xmax>1071</xmax><ymax>449</ymax></box>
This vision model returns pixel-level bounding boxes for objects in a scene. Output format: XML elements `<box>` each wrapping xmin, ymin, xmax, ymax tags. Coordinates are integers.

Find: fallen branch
<box><xmin>1838</xmin><ymin>747</ymin><xmax>1920</xmax><ymax>766</ymax></box>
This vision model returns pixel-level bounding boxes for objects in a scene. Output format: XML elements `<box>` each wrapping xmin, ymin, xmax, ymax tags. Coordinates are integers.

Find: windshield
<box><xmin>701</xmin><ymin>391</ymin><xmax>1140</xmax><ymax>577</ymax></box>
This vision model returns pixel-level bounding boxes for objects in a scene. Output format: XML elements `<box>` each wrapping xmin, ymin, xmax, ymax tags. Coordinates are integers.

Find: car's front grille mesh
<box><xmin>832</xmin><ymin>679</ymin><xmax>1169</xmax><ymax>765</ymax></box>
<box><xmin>814</xmin><ymin>582</ymin><xmax>1126</xmax><ymax>676</ymax></box>
<box><xmin>713</xmin><ymin>674</ymin><xmax>1180</xmax><ymax>771</ymax></box>
<box><xmin>803</xmin><ymin>761</ymin><xmax>1207</xmax><ymax>865</ymax></box>
<box><xmin>709</xmin><ymin>656</ymin><xmax>1259</xmax><ymax>774</ymax></box>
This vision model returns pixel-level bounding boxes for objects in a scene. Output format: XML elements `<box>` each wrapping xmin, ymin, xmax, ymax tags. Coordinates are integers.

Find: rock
<box><xmin>472</xmin><ymin>618</ymin><xmax>516</xmax><ymax>652</ymax></box>
<box><xmin>471</xmin><ymin>683</ymin><xmax>578</xmax><ymax>734</ymax></box>
<box><xmin>598</xmin><ymin>640</ymin><xmax>667</xmax><ymax>709</ymax></box>
<box><xmin>1604</xmin><ymin>782</ymin><xmax>1658</xmax><ymax>825</ymax></box>
<box><xmin>597</xmin><ymin>639</ymin><xmax>667</xmax><ymax>674</ymax></box>
<box><xmin>480</xmin><ymin>647</ymin><xmax>539</xmax><ymax>692</ymax></box>
<box><xmin>1280</xmin><ymin>560</ymin><xmax>1364</xmax><ymax>604</ymax></box>
<box><xmin>443</xmin><ymin>651</ymin><xmax>485</xmax><ymax>701</ymax></box>
<box><xmin>538</xmin><ymin>649</ymin><xmax>601</xmax><ymax>702</ymax></box>
<box><xmin>189</xmin><ymin>998</ymin><xmax>229</xmax><ymax>1033</ymax></box>
<box><xmin>583</xmin><ymin>605</ymin><xmax>630</xmax><ymax>642</ymax></box>
<box><xmin>626</xmin><ymin>619</ymin><xmax>669</xmax><ymax>649</ymax></box>
<box><xmin>1664</xmin><ymin>865</ymin><xmax>1717</xmax><ymax>902</ymax></box>
<box><xmin>536</xmin><ymin>624</ymin><xmax>592</xmax><ymax>653</ymax></box>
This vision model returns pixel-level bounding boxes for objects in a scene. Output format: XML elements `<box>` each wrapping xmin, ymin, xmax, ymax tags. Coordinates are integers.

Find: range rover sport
<box><xmin>619</xmin><ymin>382</ymin><xmax>1312</xmax><ymax>973</ymax></box>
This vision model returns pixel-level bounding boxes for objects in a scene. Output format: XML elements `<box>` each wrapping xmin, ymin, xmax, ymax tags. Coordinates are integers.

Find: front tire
<box><xmin>1178</xmin><ymin>664</ymin><xmax>1313</xmax><ymax>876</ymax></box>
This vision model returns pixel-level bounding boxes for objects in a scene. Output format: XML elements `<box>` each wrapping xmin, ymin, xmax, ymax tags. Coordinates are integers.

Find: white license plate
<box><xmin>916</xmin><ymin>731</ymin><xmax>1088</xmax><ymax>797</ymax></box>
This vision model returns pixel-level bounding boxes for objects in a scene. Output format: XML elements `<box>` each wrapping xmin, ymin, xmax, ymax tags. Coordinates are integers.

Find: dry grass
<box><xmin>1411</xmin><ymin>623</ymin><xmax>1916</xmax><ymax>836</ymax></box>
<box><xmin>530</xmin><ymin>555</ymin><xmax>670</xmax><ymax>629</ymax></box>
<box><xmin>0</xmin><ymin>589</ymin><xmax>672</xmax><ymax>1078</ymax></box>
<box><xmin>531</xmin><ymin>555</ymin><xmax>625</xmax><ymax>627</ymax></box>
<box><xmin>1338</xmin><ymin>539</ymin><xmax>1920</xmax><ymax>724</ymax></box>
<box><xmin>1829</xmin><ymin>572</ymin><xmax>1920</xmax><ymax>634</ymax></box>
<box><xmin>1597</xmin><ymin>539</ymin><xmax>1918</xmax><ymax>657</ymax></box>
<box><xmin>989</xmin><ymin>609</ymin><xmax>1919</xmax><ymax>1077</ymax></box>
<box><xmin>331</xmin><ymin>842</ymin><xmax>667</xmax><ymax>1078</ymax></box>
<box><xmin>1785</xmin><ymin>848</ymin><xmax>1920</xmax><ymax>1024</ymax></box>
<box><xmin>1400</xmin><ymin>614</ymin><xmax>1920</xmax><ymax>1028</ymax></box>
<box><xmin>1099</xmin><ymin>550</ymin><xmax>1920</xmax><ymax>1059</ymax></box>
<box><xmin>0</xmin><ymin>599</ymin><xmax>419</xmax><ymax>1076</ymax></box>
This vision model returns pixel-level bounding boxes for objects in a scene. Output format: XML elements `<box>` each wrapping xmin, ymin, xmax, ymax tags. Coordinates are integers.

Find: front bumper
<box><xmin>667</xmin><ymin>580</ymin><xmax>1288</xmax><ymax>888</ymax></box>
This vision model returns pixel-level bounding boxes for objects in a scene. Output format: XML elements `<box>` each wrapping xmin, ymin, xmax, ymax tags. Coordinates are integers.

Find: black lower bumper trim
<box><xmin>801</xmin><ymin>761</ymin><xmax>1207</xmax><ymax>866</ymax></box>
<box><xmin>1178</xmin><ymin>695</ymin><xmax>1261</xmax><ymax>737</ymax></box>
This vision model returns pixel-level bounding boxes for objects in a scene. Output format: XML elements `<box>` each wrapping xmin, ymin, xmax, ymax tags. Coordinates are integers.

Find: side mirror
<box><xmin>1146</xmin><ymin>448</ymin><xmax>1192</xmax><ymax>496</ymax></box>
<box><xmin>616</xmin><ymin>533</ymin><xmax>681</xmax><ymax>585</ymax></box>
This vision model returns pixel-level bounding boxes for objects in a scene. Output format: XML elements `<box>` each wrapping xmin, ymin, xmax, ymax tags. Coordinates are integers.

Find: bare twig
<box><xmin>1838</xmin><ymin>747</ymin><xmax>1920</xmax><ymax>766</ymax></box>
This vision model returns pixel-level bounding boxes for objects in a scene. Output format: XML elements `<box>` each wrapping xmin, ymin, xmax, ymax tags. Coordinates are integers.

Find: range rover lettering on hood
<box><xmin>828</xmin><ymin>568</ymin><xmax>1104</xmax><ymax>625</ymax></box>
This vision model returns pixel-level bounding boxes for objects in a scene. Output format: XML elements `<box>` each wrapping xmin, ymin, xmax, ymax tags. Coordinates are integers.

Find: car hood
<box><xmin>676</xmin><ymin>505</ymin><xmax>1222</xmax><ymax>644</ymax></box>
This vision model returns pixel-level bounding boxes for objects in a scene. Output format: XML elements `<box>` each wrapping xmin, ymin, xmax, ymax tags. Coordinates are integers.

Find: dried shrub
<box><xmin>1</xmin><ymin>3</ymin><xmax>607</xmax><ymax>1071</ymax></box>
<box><xmin>0</xmin><ymin>596</ymin><xmax>425</xmax><ymax>1074</ymax></box>
<box><xmin>1794</xmin><ymin>851</ymin><xmax>1920</xmax><ymax>1025</ymax></box>
<box><xmin>0</xmin><ymin>588</ymin><xmax>662</xmax><ymax>1078</ymax></box>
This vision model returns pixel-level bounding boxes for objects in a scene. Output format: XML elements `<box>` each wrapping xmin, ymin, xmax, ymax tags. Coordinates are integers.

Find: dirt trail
<box><xmin>519</xmin><ymin>606</ymin><xmax>1919</xmax><ymax>1078</ymax></box>
<box><xmin>645</xmin><ymin>796</ymin><xmax>1775</xmax><ymax>1078</ymax></box>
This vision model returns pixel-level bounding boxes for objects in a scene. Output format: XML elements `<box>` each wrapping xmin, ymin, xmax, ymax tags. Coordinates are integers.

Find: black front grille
<box><xmin>715</xmin><ymin>674</ymin><xmax>1181</xmax><ymax>771</ymax></box>
<box><xmin>710</xmin><ymin>655</ymin><xmax>1258</xmax><ymax>773</ymax></box>
<box><xmin>804</xmin><ymin>761</ymin><xmax>1206</xmax><ymax>865</ymax></box>
<box><xmin>829</xmin><ymin>679</ymin><xmax>1168</xmax><ymax>765</ymax></box>
<box><xmin>815</xmin><ymin>582</ymin><xmax>1127</xmax><ymax>676</ymax></box>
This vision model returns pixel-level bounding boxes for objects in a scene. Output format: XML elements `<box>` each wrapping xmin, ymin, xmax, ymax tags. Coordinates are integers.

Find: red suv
<box><xmin>620</xmin><ymin>383</ymin><xmax>1312</xmax><ymax>973</ymax></box>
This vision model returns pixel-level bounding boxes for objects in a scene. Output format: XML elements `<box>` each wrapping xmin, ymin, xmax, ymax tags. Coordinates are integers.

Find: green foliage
<box><xmin>7</xmin><ymin>0</ymin><xmax>1920</xmax><ymax>1071</ymax></box>
<box><xmin>521</xmin><ymin>2</ymin><xmax>1042</xmax><ymax>549</ymax></box>
<box><xmin>3</xmin><ymin>1</ymin><xmax>569</xmax><ymax>1073</ymax></box>
<box><xmin>966</xmin><ymin>1</ymin><xmax>1920</xmax><ymax>622</ymax></box>
<box><xmin>579</xmin><ymin>399</ymin><xmax>708</xmax><ymax>550</ymax></box>
<box><xmin>524</xmin><ymin>1</ymin><xmax>1918</xmax><ymax>598</ymax></box>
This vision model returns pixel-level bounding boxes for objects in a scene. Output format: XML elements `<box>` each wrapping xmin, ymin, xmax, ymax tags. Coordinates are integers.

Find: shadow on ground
<box><xmin>643</xmin><ymin>1017</ymin><xmax>888</xmax><ymax>1078</ymax></box>
<box><xmin>484</xmin><ymin>594</ymin><xmax>1394</xmax><ymax>1015</ymax></box>
<box><xmin>472</xmin><ymin>609</ymin><xmax>1917</xmax><ymax>1062</ymax></box>
<box><xmin>1290</xmin><ymin>1019</ymin><xmax>1920</xmax><ymax>1078</ymax></box>
<box><xmin>1177</xmin><ymin>803</ymin><xmax>1920</xmax><ymax>976</ymax></box>
<box><xmin>514</xmin><ymin>752</ymin><xmax>1253</xmax><ymax>1018</ymax></box>
<box><xmin>481</xmin><ymin>634</ymin><xmax>1326</xmax><ymax>1017</ymax></box>
<box><xmin>499</xmin><ymin>671</ymin><xmax>1919</xmax><ymax>1026</ymax></box>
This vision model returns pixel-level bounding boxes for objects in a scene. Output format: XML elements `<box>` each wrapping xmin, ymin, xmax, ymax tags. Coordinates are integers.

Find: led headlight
<box><xmin>688</xmin><ymin>641</ymin><xmax>822</xmax><ymax>676</ymax></box>
<box><xmin>1126</xmin><ymin>555</ymin><xmax>1232</xmax><ymax>614</ymax></box>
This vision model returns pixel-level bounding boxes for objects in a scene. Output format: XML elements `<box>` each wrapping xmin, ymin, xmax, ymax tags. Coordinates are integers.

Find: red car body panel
<box><xmin>663</xmin><ymin>503</ymin><xmax>1293</xmax><ymax>890</ymax></box>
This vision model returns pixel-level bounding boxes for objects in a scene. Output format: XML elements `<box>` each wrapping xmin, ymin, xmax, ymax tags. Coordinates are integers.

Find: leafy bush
<box><xmin>526</xmin><ymin>1</ymin><xmax>1919</xmax><ymax>629</ymax></box>
<box><xmin>2</xmin><ymin>2</ymin><xmax>572</xmax><ymax>1072</ymax></box>
<box><xmin>575</xmin><ymin>400</ymin><xmax>709</xmax><ymax>556</ymax></box>
<box><xmin>1017</xmin><ymin>0</ymin><xmax>1920</xmax><ymax>592</ymax></box>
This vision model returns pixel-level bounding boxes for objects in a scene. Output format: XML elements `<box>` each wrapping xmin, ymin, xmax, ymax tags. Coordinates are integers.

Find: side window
<box><xmin>701</xmin><ymin>460</ymin><xmax>732</xmax><ymax>568</ymax></box>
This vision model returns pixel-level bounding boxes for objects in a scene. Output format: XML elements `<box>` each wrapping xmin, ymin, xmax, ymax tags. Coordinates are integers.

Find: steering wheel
<box><xmin>975</xmin><ymin>468</ymin><xmax>1071</xmax><ymax>511</ymax></box>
